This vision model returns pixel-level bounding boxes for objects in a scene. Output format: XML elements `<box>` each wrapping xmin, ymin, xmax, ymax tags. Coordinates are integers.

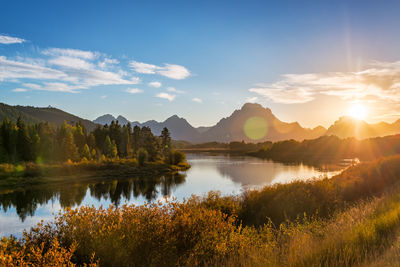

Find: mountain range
<box><xmin>92</xmin><ymin>103</ymin><xmax>400</xmax><ymax>142</ymax></box>
<box><xmin>2</xmin><ymin>102</ymin><xmax>400</xmax><ymax>143</ymax></box>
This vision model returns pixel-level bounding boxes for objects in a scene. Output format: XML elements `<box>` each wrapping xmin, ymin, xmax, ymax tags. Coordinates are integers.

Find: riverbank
<box><xmin>0</xmin><ymin>160</ymin><xmax>190</xmax><ymax>190</ymax></box>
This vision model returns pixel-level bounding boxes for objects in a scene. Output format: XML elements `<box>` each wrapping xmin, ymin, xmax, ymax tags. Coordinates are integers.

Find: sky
<box><xmin>1</xmin><ymin>0</ymin><xmax>400</xmax><ymax>128</ymax></box>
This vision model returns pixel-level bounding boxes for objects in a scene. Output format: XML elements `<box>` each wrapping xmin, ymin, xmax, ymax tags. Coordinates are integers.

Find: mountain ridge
<box><xmin>2</xmin><ymin>102</ymin><xmax>400</xmax><ymax>143</ymax></box>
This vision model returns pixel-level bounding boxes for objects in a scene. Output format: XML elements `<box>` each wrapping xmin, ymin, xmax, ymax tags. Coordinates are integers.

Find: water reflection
<box><xmin>0</xmin><ymin>153</ymin><xmax>343</xmax><ymax>236</ymax></box>
<box><xmin>0</xmin><ymin>173</ymin><xmax>186</xmax><ymax>221</ymax></box>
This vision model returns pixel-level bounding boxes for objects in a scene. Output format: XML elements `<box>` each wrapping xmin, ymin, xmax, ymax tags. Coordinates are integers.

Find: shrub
<box><xmin>168</xmin><ymin>149</ymin><xmax>186</xmax><ymax>165</ymax></box>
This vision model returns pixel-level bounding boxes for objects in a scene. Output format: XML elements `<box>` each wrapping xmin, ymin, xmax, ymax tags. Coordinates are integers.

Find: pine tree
<box><xmin>61</xmin><ymin>130</ymin><xmax>79</xmax><ymax>161</ymax></box>
<box><xmin>104</xmin><ymin>135</ymin><xmax>118</xmax><ymax>159</ymax></box>
<box><xmin>81</xmin><ymin>144</ymin><xmax>91</xmax><ymax>160</ymax></box>
<box><xmin>161</xmin><ymin>127</ymin><xmax>171</xmax><ymax>159</ymax></box>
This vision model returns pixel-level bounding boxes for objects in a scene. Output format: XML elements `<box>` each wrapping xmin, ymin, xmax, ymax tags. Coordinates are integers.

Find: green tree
<box><xmin>132</xmin><ymin>125</ymin><xmax>141</xmax><ymax>153</ymax></box>
<box><xmin>81</xmin><ymin>144</ymin><xmax>91</xmax><ymax>160</ymax></box>
<box><xmin>104</xmin><ymin>135</ymin><xmax>118</xmax><ymax>159</ymax></box>
<box><xmin>137</xmin><ymin>148</ymin><xmax>148</xmax><ymax>167</ymax></box>
<box><xmin>161</xmin><ymin>127</ymin><xmax>171</xmax><ymax>160</ymax></box>
<box><xmin>61</xmin><ymin>130</ymin><xmax>79</xmax><ymax>161</ymax></box>
<box><xmin>16</xmin><ymin>117</ymin><xmax>33</xmax><ymax>161</ymax></box>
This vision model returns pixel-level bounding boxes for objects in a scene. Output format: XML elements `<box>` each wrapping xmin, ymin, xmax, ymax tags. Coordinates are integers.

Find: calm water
<box><xmin>0</xmin><ymin>153</ymin><xmax>343</xmax><ymax>237</ymax></box>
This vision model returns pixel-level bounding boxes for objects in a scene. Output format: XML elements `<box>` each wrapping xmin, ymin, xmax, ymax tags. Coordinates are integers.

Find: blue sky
<box><xmin>1</xmin><ymin>0</ymin><xmax>400</xmax><ymax>127</ymax></box>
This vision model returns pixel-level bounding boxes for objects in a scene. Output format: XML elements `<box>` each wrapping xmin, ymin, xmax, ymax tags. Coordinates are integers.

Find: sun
<box><xmin>347</xmin><ymin>103</ymin><xmax>367</xmax><ymax>120</ymax></box>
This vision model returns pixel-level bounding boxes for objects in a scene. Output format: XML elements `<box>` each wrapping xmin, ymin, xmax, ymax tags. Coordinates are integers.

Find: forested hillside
<box><xmin>0</xmin><ymin>103</ymin><xmax>97</xmax><ymax>131</ymax></box>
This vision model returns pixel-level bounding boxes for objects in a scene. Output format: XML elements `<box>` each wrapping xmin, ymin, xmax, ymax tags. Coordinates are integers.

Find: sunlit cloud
<box><xmin>249</xmin><ymin>60</ymin><xmax>400</xmax><ymax>104</ymax></box>
<box><xmin>148</xmin><ymin>81</ymin><xmax>162</xmax><ymax>88</ymax></box>
<box><xmin>166</xmin><ymin>87</ymin><xmax>185</xmax><ymax>94</ymax></box>
<box><xmin>0</xmin><ymin>34</ymin><xmax>25</xmax><ymax>44</ymax></box>
<box><xmin>12</xmin><ymin>88</ymin><xmax>27</xmax><ymax>92</ymax></box>
<box><xmin>192</xmin><ymin>97</ymin><xmax>202</xmax><ymax>103</ymax></box>
<box><xmin>156</xmin><ymin>92</ymin><xmax>176</xmax><ymax>101</ymax></box>
<box><xmin>100</xmin><ymin>95</ymin><xmax>107</xmax><ymax>99</ymax></box>
<box><xmin>245</xmin><ymin>96</ymin><xmax>258</xmax><ymax>103</ymax></box>
<box><xmin>126</xmin><ymin>88</ymin><xmax>143</xmax><ymax>94</ymax></box>
<box><xmin>129</xmin><ymin>60</ymin><xmax>190</xmax><ymax>80</ymax></box>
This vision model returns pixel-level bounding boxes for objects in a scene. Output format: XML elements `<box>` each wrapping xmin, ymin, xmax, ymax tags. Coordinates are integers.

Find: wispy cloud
<box><xmin>126</xmin><ymin>88</ymin><xmax>143</xmax><ymax>94</ymax></box>
<box><xmin>192</xmin><ymin>97</ymin><xmax>202</xmax><ymax>103</ymax></box>
<box><xmin>245</xmin><ymin>96</ymin><xmax>258</xmax><ymax>103</ymax></box>
<box><xmin>166</xmin><ymin>87</ymin><xmax>185</xmax><ymax>94</ymax></box>
<box><xmin>42</xmin><ymin>48</ymin><xmax>97</xmax><ymax>59</ymax></box>
<box><xmin>129</xmin><ymin>60</ymin><xmax>190</xmax><ymax>80</ymax></box>
<box><xmin>0</xmin><ymin>47</ymin><xmax>140</xmax><ymax>92</ymax></box>
<box><xmin>98</xmin><ymin>58</ymin><xmax>119</xmax><ymax>68</ymax></box>
<box><xmin>12</xmin><ymin>88</ymin><xmax>27</xmax><ymax>92</ymax></box>
<box><xmin>0</xmin><ymin>34</ymin><xmax>25</xmax><ymax>44</ymax></box>
<box><xmin>148</xmin><ymin>81</ymin><xmax>162</xmax><ymax>88</ymax></box>
<box><xmin>249</xmin><ymin>61</ymin><xmax>400</xmax><ymax>104</ymax></box>
<box><xmin>156</xmin><ymin>92</ymin><xmax>176</xmax><ymax>101</ymax></box>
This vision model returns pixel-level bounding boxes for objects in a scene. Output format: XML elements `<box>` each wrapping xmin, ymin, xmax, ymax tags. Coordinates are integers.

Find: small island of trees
<box><xmin>0</xmin><ymin>118</ymin><xmax>188</xmax><ymax>179</ymax></box>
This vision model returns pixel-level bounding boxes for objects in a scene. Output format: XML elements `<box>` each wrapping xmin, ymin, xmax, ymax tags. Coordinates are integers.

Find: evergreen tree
<box><xmin>16</xmin><ymin>117</ymin><xmax>33</xmax><ymax>161</ymax></box>
<box><xmin>104</xmin><ymin>135</ymin><xmax>118</xmax><ymax>159</ymax></box>
<box><xmin>161</xmin><ymin>127</ymin><xmax>171</xmax><ymax>159</ymax></box>
<box><xmin>81</xmin><ymin>144</ymin><xmax>91</xmax><ymax>160</ymax></box>
<box><xmin>132</xmin><ymin>125</ymin><xmax>141</xmax><ymax>153</ymax></box>
<box><xmin>61</xmin><ymin>130</ymin><xmax>79</xmax><ymax>161</ymax></box>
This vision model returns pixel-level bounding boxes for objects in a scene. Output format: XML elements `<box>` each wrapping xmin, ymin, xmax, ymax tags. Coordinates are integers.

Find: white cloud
<box><xmin>245</xmin><ymin>96</ymin><xmax>258</xmax><ymax>103</ymax></box>
<box><xmin>0</xmin><ymin>49</ymin><xmax>140</xmax><ymax>92</ymax></box>
<box><xmin>166</xmin><ymin>87</ymin><xmax>185</xmax><ymax>94</ymax></box>
<box><xmin>192</xmin><ymin>97</ymin><xmax>202</xmax><ymax>103</ymax></box>
<box><xmin>12</xmin><ymin>88</ymin><xmax>27</xmax><ymax>92</ymax></box>
<box><xmin>126</xmin><ymin>88</ymin><xmax>143</xmax><ymax>94</ymax></box>
<box><xmin>42</xmin><ymin>48</ymin><xmax>96</xmax><ymax>59</ymax></box>
<box><xmin>101</xmin><ymin>95</ymin><xmax>107</xmax><ymax>99</ymax></box>
<box><xmin>98</xmin><ymin>58</ymin><xmax>119</xmax><ymax>68</ymax></box>
<box><xmin>157</xmin><ymin>64</ymin><xmax>190</xmax><ymax>79</ymax></box>
<box><xmin>0</xmin><ymin>56</ymin><xmax>67</xmax><ymax>81</ymax></box>
<box><xmin>249</xmin><ymin>60</ymin><xmax>400</xmax><ymax>104</ymax></box>
<box><xmin>0</xmin><ymin>34</ymin><xmax>25</xmax><ymax>44</ymax></box>
<box><xmin>156</xmin><ymin>92</ymin><xmax>176</xmax><ymax>101</ymax></box>
<box><xmin>129</xmin><ymin>61</ymin><xmax>158</xmax><ymax>74</ymax></box>
<box><xmin>129</xmin><ymin>60</ymin><xmax>190</xmax><ymax>80</ymax></box>
<box><xmin>49</xmin><ymin>56</ymin><xmax>94</xmax><ymax>69</ymax></box>
<box><xmin>148</xmin><ymin>81</ymin><xmax>162</xmax><ymax>88</ymax></box>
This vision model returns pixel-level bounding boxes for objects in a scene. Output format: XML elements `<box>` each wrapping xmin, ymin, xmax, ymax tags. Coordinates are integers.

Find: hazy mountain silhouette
<box><xmin>93</xmin><ymin>103</ymin><xmax>326</xmax><ymax>143</ymax></box>
<box><xmin>93</xmin><ymin>114</ymin><xmax>116</xmax><ymax>125</ymax></box>
<box><xmin>198</xmin><ymin>103</ymin><xmax>326</xmax><ymax>142</ymax></box>
<box><xmin>0</xmin><ymin>102</ymin><xmax>97</xmax><ymax>131</ymax></box>
<box><xmin>325</xmin><ymin>116</ymin><xmax>400</xmax><ymax>139</ymax></box>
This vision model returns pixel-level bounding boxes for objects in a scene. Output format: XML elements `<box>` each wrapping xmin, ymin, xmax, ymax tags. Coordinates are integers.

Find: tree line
<box><xmin>0</xmin><ymin>118</ymin><xmax>184</xmax><ymax>165</ymax></box>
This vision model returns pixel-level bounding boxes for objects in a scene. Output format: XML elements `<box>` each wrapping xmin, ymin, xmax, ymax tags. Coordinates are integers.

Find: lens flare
<box><xmin>243</xmin><ymin>116</ymin><xmax>268</xmax><ymax>140</ymax></box>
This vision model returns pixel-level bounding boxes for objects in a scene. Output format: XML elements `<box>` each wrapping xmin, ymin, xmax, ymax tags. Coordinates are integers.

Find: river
<box><xmin>0</xmin><ymin>153</ymin><xmax>344</xmax><ymax>237</ymax></box>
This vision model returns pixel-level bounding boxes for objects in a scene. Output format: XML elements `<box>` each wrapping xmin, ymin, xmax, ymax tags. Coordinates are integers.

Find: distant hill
<box><xmin>94</xmin><ymin>113</ymin><xmax>201</xmax><ymax>142</ymax></box>
<box><xmin>198</xmin><ymin>103</ymin><xmax>326</xmax><ymax>143</ymax></box>
<box><xmin>0</xmin><ymin>102</ymin><xmax>98</xmax><ymax>131</ymax></box>
<box><xmin>325</xmin><ymin>116</ymin><xmax>400</xmax><ymax>139</ymax></box>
